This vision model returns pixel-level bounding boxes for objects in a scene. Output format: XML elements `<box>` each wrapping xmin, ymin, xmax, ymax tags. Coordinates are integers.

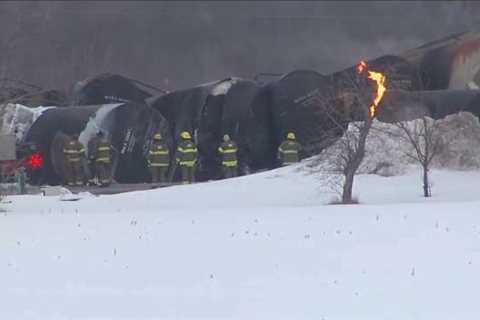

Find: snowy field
<box><xmin>2</xmin><ymin>164</ymin><xmax>480</xmax><ymax>320</ymax></box>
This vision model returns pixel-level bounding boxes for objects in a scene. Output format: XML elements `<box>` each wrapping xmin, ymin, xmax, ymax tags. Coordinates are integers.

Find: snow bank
<box><xmin>2</xmin><ymin>167</ymin><xmax>480</xmax><ymax>319</ymax></box>
<box><xmin>311</xmin><ymin>112</ymin><xmax>480</xmax><ymax>178</ymax></box>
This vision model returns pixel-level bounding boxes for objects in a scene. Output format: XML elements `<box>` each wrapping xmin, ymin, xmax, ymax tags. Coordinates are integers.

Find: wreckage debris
<box><xmin>2</xmin><ymin>28</ymin><xmax>480</xmax><ymax>185</ymax></box>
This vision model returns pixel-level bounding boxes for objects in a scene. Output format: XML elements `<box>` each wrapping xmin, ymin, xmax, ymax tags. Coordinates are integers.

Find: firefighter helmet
<box><xmin>223</xmin><ymin>134</ymin><xmax>230</xmax><ymax>142</ymax></box>
<box><xmin>287</xmin><ymin>132</ymin><xmax>296</xmax><ymax>140</ymax></box>
<box><xmin>154</xmin><ymin>133</ymin><xmax>162</xmax><ymax>140</ymax></box>
<box><xmin>180</xmin><ymin>131</ymin><xmax>191</xmax><ymax>139</ymax></box>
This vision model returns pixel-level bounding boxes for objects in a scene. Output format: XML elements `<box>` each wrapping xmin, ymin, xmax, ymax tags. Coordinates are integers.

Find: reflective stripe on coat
<box><xmin>278</xmin><ymin>140</ymin><xmax>301</xmax><ymax>164</ymax></box>
<box><xmin>149</xmin><ymin>141</ymin><xmax>170</xmax><ymax>166</ymax></box>
<box><xmin>218</xmin><ymin>141</ymin><xmax>238</xmax><ymax>167</ymax></box>
<box><xmin>176</xmin><ymin>140</ymin><xmax>198</xmax><ymax>167</ymax></box>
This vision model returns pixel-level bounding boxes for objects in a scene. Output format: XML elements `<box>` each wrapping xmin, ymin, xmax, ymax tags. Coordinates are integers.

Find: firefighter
<box><xmin>175</xmin><ymin>131</ymin><xmax>197</xmax><ymax>184</ymax></box>
<box><xmin>148</xmin><ymin>132</ymin><xmax>170</xmax><ymax>183</ymax></box>
<box><xmin>63</xmin><ymin>134</ymin><xmax>85</xmax><ymax>186</ymax></box>
<box><xmin>90</xmin><ymin>130</ymin><xmax>112</xmax><ymax>187</ymax></box>
<box><xmin>277</xmin><ymin>132</ymin><xmax>302</xmax><ymax>166</ymax></box>
<box><xmin>218</xmin><ymin>134</ymin><xmax>238</xmax><ymax>178</ymax></box>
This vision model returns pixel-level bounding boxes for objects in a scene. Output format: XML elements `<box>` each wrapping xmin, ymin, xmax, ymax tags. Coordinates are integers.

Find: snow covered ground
<box><xmin>2</xmin><ymin>164</ymin><xmax>480</xmax><ymax>319</ymax></box>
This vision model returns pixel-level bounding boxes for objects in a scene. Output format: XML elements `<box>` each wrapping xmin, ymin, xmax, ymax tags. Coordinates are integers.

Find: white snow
<box><xmin>449</xmin><ymin>43</ymin><xmax>480</xmax><ymax>89</ymax></box>
<box><xmin>78</xmin><ymin>103</ymin><xmax>123</xmax><ymax>153</ymax></box>
<box><xmin>341</xmin><ymin>113</ymin><xmax>480</xmax><ymax>176</ymax></box>
<box><xmin>210</xmin><ymin>78</ymin><xmax>239</xmax><ymax>96</ymax></box>
<box><xmin>468</xmin><ymin>81</ymin><xmax>479</xmax><ymax>89</ymax></box>
<box><xmin>2</xmin><ymin>163</ymin><xmax>480</xmax><ymax>319</ymax></box>
<box><xmin>0</xmin><ymin>103</ymin><xmax>55</xmax><ymax>141</ymax></box>
<box><xmin>196</xmin><ymin>79</ymin><xmax>222</xmax><ymax>88</ymax></box>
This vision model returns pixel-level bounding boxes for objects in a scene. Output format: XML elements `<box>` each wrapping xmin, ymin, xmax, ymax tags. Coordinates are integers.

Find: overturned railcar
<box><xmin>330</xmin><ymin>54</ymin><xmax>420</xmax><ymax>92</ymax></box>
<box><xmin>248</xmin><ymin>56</ymin><xmax>419</xmax><ymax>163</ymax></box>
<box><xmin>147</xmin><ymin>64</ymin><xmax>422</xmax><ymax>179</ymax></box>
<box><xmin>150</xmin><ymin>81</ymin><xmax>219</xmax><ymax>137</ymax></box>
<box><xmin>71</xmin><ymin>73</ymin><xmax>159</xmax><ymax>106</ymax></box>
<box><xmin>150</xmin><ymin>78</ymin><xmax>262</xmax><ymax>181</ymax></box>
<box><xmin>198</xmin><ymin>78</ymin><xmax>260</xmax><ymax>178</ymax></box>
<box><xmin>22</xmin><ymin>102</ymin><xmax>171</xmax><ymax>185</ymax></box>
<box><xmin>149</xmin><ymin>80</ymin><xmax>219</xmax><ymax>181</ymax></box>
<box><xmin>258</xmin><ymin>70</ymin><xmax>332</xmax><ymax>160</ymax></box>
<box><xmin>401</xmin><ymin>28</ymin><xmax>480</xmax><ymax>90</ymax></box>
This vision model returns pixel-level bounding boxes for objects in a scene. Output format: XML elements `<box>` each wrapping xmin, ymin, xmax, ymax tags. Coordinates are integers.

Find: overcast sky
<box><xmin>0</xmin><ymin>1</ymin><xmax>478</xmax><ymax>92</ymax></box>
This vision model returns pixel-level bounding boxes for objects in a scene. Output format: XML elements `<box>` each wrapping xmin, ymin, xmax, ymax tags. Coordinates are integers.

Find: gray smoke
<box><xmin>0</xmin><ymin>1</ymin><xmax>478</xmax><ymax>93</ymax></box>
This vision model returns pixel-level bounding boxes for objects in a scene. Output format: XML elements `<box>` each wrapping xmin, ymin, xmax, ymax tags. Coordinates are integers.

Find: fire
<box><xmin>356</xmin><ymin>60</ymin><xmax>386</xmax><ymax>118</ymax></box>
<box><xmin>367</xmin><ymin>71</ymin><xmax>386</xmax><ymax>118</ymax></box>
<box><xmin>357</xmin><ymin>60</ymin><xmax>367</xmax><ymax>74</ymax></box>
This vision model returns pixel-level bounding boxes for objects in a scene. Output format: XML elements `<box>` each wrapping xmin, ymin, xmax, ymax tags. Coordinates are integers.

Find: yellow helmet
<box><xmin>180</xmin><ymin>131</ymin><xmax>191</xmax><ymax>139</ymax></box>
<box><xmin>154</xmin><ymin>133</ymin><xmax>162</xmax><ymax>140</ymax></box>
<box><xmin>287</xmin><ymin>132</ymin><xmax>296</xmax><ymax>140</ymax></box>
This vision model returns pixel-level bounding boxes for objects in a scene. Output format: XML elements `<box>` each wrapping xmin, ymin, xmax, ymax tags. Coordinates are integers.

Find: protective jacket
<box><xmin>218</xmin><ymin>141</ymin><xmax>238</xmax><ymax>167</ymax></box>
<box><xmin>63</xmin><ymin>140</ymin><xmax>85</xmax><ymax>163</ymax></box>
<box><xmin>278</xmin><ymin>140</ymin><xmax>301</xmax><ymax>165</ymax></box>
<box><xmin>176</xmin><ymin>140</ymin><xmax>198</xmax><ymax>167</ymax></box>
<box><xmin>149</xmin><ymin>141</ymin><xmax>170</xmax><ymax>167</ymax></box>
<box><xmin>93</xmin><ymin>138</ymin><xmax>111</xmax><ymax>163</ymax></box>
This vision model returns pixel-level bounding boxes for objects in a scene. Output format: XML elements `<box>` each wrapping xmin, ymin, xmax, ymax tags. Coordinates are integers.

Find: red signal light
<box><xmin>26</xmin><ymin>153</ymin><xmax>43</xmax><ymax>170</ymax></box>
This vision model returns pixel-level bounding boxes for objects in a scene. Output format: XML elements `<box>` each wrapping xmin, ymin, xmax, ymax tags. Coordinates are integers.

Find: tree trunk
<box><xmin>423</xmin><ymin>164</ymin><xmax>430</xmax><ymax>197</ymax></box>
<box><xmin>342</xmin><ymin>171</ymin><xmax>354</xmax><ymax>203</ymax></box>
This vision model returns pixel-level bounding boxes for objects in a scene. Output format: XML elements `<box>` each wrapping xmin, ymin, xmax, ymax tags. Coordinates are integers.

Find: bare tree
<box><xmin>308</xmin><ymin>64</ymin><xmax>381</xmax><ymax>204</ymax></box>
<box><xmin>389</xmin><ymin>116</ymin><xmax>444</xmax><ymax>197</ymax></box>
<box><xmin>339</xmin><ymin>115</ymin><xmax>373</xmax><ymax>203</ymax></box>
<box><xmin>315</xmin><ymin>108</ymin><xmax>373</xmax><ymax>204</ymax></box>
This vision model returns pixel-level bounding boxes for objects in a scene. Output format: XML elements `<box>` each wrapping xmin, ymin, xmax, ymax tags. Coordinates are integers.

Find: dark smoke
<box><xmin>0</xmin><ymin>1</ymin><xmax>478</xmax><ymax>93</ymax></box>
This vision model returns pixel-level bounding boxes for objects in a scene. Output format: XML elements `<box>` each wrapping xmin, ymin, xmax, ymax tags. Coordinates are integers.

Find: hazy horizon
<box><xmin>0</xmin><ymin>1</ymin><xmax>478</xmax><ymax>92</ymax></box>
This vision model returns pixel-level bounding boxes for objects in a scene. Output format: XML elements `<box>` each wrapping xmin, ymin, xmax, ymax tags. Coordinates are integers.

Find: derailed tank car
<box><xmin>71</xmin><ymin>73</ymin><xmax>160</xmax><ymax>105</ymax></box>
<box><xmin>150</xmin><ymin>78</ymin><xmax>262</xmax><ymax>181</ymax></box>
<box><xmin>150</xmin><ymin>65</ymin><xmax>419</xmax><ymax>179</ymax></box>
<box><xmin>240</xmin><ymin>55</ymin><xmax>423</xmax><ymax>164</ymax></box>
<box><xmin>197</xmin><ymin>78</ymin><xmax>260</xmax><ymax>179</ymax></box>
<box><xmin>401</xmin><ymin>28</ymin><xmax>480</xmax><ymax>90</ymax></box>
<box><xmin>256</xmin><ymin>70</ymin><xmax>332</xmax><ymax>161</ymax></box>
<box><xmin>22</xmin><ymin>102</ymin><xmax>171</xmax><ymax>185</ymax></box>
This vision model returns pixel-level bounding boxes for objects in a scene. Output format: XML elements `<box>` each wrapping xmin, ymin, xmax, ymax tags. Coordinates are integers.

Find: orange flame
<box><xmin>356</xmin><ymin>60</ymin><xmax>386</xmax><ymax>118</ymax></box>
<box><xmin>357</xmin><ymin>60</ymin><xmax>367</xmax><ymax>74</ymax></box>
